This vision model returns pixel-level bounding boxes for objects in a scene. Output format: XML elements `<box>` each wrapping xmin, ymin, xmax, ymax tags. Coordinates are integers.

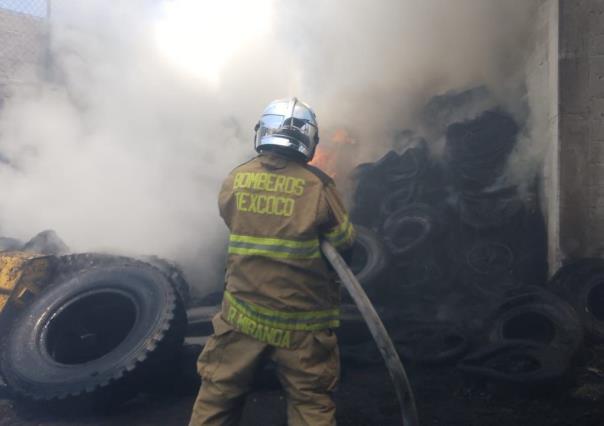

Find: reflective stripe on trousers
<box><xmin>223</xmin><ymin>291</ymin><xmax>340</xmax><ymax>348</ymax></box>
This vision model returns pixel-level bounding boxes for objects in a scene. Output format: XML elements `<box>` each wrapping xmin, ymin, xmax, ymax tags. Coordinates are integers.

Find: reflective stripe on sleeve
<box><xmin>324</xmin><ymin>216</ymin><xmax>355</xmax><ymax>248</ymax></box>
<box><xmin>228</xmin><ymin>233</ymin><xmax>321</xmax><ymax>259</ymax></box>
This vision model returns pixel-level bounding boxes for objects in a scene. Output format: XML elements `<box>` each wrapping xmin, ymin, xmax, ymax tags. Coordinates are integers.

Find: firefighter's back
<box><xmin>219</xmin><ymin>152</ymin><xmax>338</xmax><ymax>314</ymax></box>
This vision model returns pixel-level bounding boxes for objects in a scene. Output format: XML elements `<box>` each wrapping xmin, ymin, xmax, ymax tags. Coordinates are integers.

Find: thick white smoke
<box><xmin>0</xmin><ymin>0</ymin><xmax>542</xmax><ymax>292</ymax></box>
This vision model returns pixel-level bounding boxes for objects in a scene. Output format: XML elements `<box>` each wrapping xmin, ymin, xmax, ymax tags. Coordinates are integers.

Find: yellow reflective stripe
<box><xmin>228</xmin><ymin>233</ymin><xmax>321</xmax><ymax>259</ymax></box>
<box><xmin>224</xmin><ymin>291</ymin><xmax>340</xmax><ymax>331</ymax></box>
<box><xmin>230</xmin><ymin>234</ymin><xmax>318</xmax><ymax>249</ymax></box>
<box><xmin>227</xmin><ymin>306</ymin><xmax>293</xmax><ymax>348</ymax></box>
<box><xmin>325</xmin><ymin>217</ymin><xmax>355</xmax><ymax>247</ymax></box>
<box><xmin>228</xmin><ymin>246</ymin><xmax>321</xmax><ymax>259</ymax></box>
<box><xmin>225</xmin><ymin>291</ymin><xmax>338</xmax><ymax>320</ymax></box>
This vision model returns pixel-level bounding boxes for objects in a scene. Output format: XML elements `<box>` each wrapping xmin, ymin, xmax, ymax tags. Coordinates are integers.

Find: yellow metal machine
<box><xmin>0</xmin><ymin>252</ymin><xmax>54</xmax><ymax>319</ymax></box>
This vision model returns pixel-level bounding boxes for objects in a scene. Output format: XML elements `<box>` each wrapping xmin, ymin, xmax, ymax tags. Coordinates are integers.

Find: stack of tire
<box><xmin>444</xmin><ymin>110</ymin><xmax>518</xmax><ymax>191</ymax></box>
<box><xmin>346</xmin><ymin>108</ymin><xmax>556</xmax><ymax>376</ymax></box>
<box><xmin>0</xmin><ymin>253</ymin><xmax>189</xmax><ymax>408</ymax></box>
<box><xmin>349</xmin><ymin>139</ymin><xmax>449</xmax><ymax>310</ymax></box>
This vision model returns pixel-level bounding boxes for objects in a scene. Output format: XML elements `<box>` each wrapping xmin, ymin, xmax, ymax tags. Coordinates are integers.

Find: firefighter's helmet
<box><xmin>254</xmin><ymin>97</ymin><xmax>319</xmax><ymax>162</ymax></box>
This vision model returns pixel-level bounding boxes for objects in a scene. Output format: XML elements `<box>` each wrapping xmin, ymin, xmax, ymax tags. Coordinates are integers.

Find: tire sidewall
<box><xmin>1</xmin><ymin>265</ymin><xmax>174</xmax><ymax>399</ymax></box>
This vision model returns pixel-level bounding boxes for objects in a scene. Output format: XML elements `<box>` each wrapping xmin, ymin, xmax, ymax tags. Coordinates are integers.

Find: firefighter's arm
<box><xmin>319</xmin><ymin>182</ymin><xmax>356</xmax><ymax>258</ymax></box>
<box><xmin>217</xmin><ymin>173</ymin><xmax>235</xmax><ymax>227</ymax></box>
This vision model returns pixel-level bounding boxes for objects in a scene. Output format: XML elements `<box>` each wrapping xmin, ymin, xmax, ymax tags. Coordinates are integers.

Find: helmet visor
<box><xmin>257</xmin><ymin>114</ymin><xmax>318</xmax><ymax>148</ymax></box>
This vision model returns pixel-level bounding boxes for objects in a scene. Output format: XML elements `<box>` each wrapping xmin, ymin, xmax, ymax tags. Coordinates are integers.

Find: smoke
<box><xmin>0</xmin><ymin>0</ymin><xmax>543</xmax><ymax>292</ymax></box>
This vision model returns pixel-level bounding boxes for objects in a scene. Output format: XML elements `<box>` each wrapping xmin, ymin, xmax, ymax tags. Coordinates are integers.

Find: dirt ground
<box><xmin>1</xmin><ymin>351</ymin><xmax>604</xmax><ymax>426</ymax></box>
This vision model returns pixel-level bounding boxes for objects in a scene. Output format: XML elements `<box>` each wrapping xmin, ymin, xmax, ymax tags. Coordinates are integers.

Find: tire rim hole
<box><xmin>45</xmin><ymin>291</ymin><xmax>137</xmax><ymax>365</ymax></box>
<box><xmin>501</xmin><ymin>312</ymin><xmax>556</xmax><ymax>344</ymax></box>
<box><xmin>350</xmin><ymin>244</ymin><xmax>369</xmax><ymax>275</ymax></box>
<box><xmin>392</xmin><ymin>221</ymin><xmax>428</xmax><ymax>247</ymax></box>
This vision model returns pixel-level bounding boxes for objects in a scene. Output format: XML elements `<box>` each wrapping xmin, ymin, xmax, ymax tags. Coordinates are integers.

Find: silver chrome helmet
<box><xmin>254</xmin><ymin>97</ymin><xmax>319</xmax><ymax>162</ymax></box>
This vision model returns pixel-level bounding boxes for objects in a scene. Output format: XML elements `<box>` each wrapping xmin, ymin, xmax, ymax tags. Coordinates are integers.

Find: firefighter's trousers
<box><xmin>189</xmin><ymin>315</ymin><xmax>339</xmax><ymax>426</ymax></box>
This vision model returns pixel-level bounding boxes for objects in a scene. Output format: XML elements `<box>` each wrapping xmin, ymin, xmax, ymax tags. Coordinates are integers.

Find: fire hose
<box><xmin>321</xmin><ymin>240</ymin><xmax>419</xmax><ymax>426</ymax></box>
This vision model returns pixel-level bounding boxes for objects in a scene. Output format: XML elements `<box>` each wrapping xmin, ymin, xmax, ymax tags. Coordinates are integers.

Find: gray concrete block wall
<box><xmin>559</xmin><ymin>0</ymin><xmax>604</xmax><ymax>258</ymax></box>
<box><xmin>0</xmin><ymin>8</ymin><xmax>45</xmax><ymax>95</ymax></box>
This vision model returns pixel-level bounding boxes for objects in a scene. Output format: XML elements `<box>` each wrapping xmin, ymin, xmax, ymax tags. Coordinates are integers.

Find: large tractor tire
<box><xmin>0</xmin><ymin>256</ymin><xmax>186</xmax><ymax>404</ymax></box>
<box><xmin>141</xmin><ymin>255</ymin><xmax>191</xmax><ymax>307</ymax></box>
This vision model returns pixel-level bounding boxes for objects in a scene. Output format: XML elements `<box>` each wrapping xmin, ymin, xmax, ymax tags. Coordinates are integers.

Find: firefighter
<box><xmin>189</xmin><ymin>97</ymin><xmax>355</xmax><ymax>426</ymax></box>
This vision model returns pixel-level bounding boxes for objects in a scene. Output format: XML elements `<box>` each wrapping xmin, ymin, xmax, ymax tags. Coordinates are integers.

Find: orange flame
<box><xmin>309</xmin><ymin>129</ymin><xmax>356</xmax><ymax>177</ymax></box>
<box><xmin>310</xmin><ymin>147</ymin><xmax>332</xmax><ymax>174</ymax></box>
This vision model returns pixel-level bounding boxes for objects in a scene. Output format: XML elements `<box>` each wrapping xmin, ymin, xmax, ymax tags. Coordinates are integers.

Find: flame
<box><xmin>310</xmin><ymin>128</ymin><xmax>356</xmax><ymax>177</ymax></box>
<box><xmin>331</xmin><ymin>128</ymin><xmax>355</xmax><ymax>145</ymax></box>
<box><xmin>310</xmin><ymin>147</ymin><xmax>332</xmax><ymax>174</ymax></box>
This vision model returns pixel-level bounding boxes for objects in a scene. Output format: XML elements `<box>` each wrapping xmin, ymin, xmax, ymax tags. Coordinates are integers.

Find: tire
<box><xmin>381</xmin><ymin>203</ymin><xmax>438</xmax><ymax>258</ymax></box>
<box><xmin>548</xmin><ymin>260</ymin><xmax>604</xmax><ymax>342</ymax></box>
<box><xmin>386</xmin><ymin>258</ymin><xmax>443</xmax><ymax>297</ymax></box>
<box><xmin>392</xmin><ymin>321</ymin><xmax>469</xmax><ymax>364</ymax></box>
<box><xmin>0</xmin><ymin>372</ymin><xmax>8</xmax><ymax>398</ymax></box>
<box><xmin>459</xmin><ymin>187</ymin><xmax>524</xmax><ymax>230</ymax></box>
<box><xmin>195</xmin><ymin>290</ymin><xmax>225</xmax><ymax>306</ymax></box>
<box><xmin>0</xmin><ymin>263</ymin><xmax>186</xmax><ymax>403</ymax></box>
<box><xmin>383</xmin><ymin>144</ymin><xmax>426</xmax><ymax>187</ymax></box>
<box><xmin>576</xmin><ymin>273</ymin><xmax>604</xmax><ymax>341</ymax></box>
<box><xmin>459</xmin><ymin>240</ymin><xmax>518</xmax><ymax>299</ymax></box>
<box><xmin>337</xmin><ymin>304</ymin><xmax>397</xmax><ymax>345</ymax></box>
<box><xmin>548</xmin><ymin>258</ymin><xmax>604</xmax><ymax>296</ymax></box>
<box><xmin>379</xmin><ymin>184</ymin><xmax>417</xmax><ymax>222</ymax></box>
<box><xmin>466</xmin><ymin>241</ymin><xmax>514</xmax><ymax>275</ymax></box>
<box><xmin>487</xmin><ymin>291</ymin><xmax>583</xmax><ymax>356</ymax></box>
<box><xmin>444</xmin><ymin>110</ymin><xmax>518</xmax><ymax>190</ymax></box>
<box><xmin>339</xmin><ymin>340</ymin><xmax>382</xmax><ymax>366</ymax></box>
<box><xmin>141</xmin><ymin>255</ymin><xmax>191</xmax><ymax>307</ymax></box>
<box><xmin>186</xmin><ymin>305</ymin><xmax>220</xmax><ymax>336</ymax></box>
<box><xmin>458</xmin><ymin>341</ymin><xmax>570</xmax><ymax>384</ymax></box>
<box><xmin>349</xmin><ymin>226</ymin><xmax>390</xmax><ymax>293</ymax></box>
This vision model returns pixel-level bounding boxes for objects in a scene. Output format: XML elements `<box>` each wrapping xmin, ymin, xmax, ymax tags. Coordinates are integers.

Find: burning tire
<box><xmin>0</xmin><ymin>260</ymin><xmax>186</xmax><ymax>404</ymax></box>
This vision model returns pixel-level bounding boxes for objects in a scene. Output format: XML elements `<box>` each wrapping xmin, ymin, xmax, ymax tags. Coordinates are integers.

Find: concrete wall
<box><xmin>529</xmin><ymin>0</ymin><xmax>560</xmax><ymax>273</ymax></box>
<box><xmin>0</xmin><ymin>8</ymin><xmax>45</xmax><ymax>98</ymax></box>
<box><xmin>558</xmin><ymin>0</ymin><xmax>604</xmax><ymax>259</ymax></box>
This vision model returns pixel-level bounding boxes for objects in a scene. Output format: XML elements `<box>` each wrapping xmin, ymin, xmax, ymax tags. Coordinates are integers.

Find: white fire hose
<box><xmin>321</xmin><ymin>240</ymin><xmax>419</xmax><ymax>426</ymax></box>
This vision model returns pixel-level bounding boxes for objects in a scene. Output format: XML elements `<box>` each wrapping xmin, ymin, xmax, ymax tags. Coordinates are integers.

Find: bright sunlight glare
<box><xmin>155</xmin><ymin>0</ymin><xmax>274</xmax><ymax>86</ymax></box>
